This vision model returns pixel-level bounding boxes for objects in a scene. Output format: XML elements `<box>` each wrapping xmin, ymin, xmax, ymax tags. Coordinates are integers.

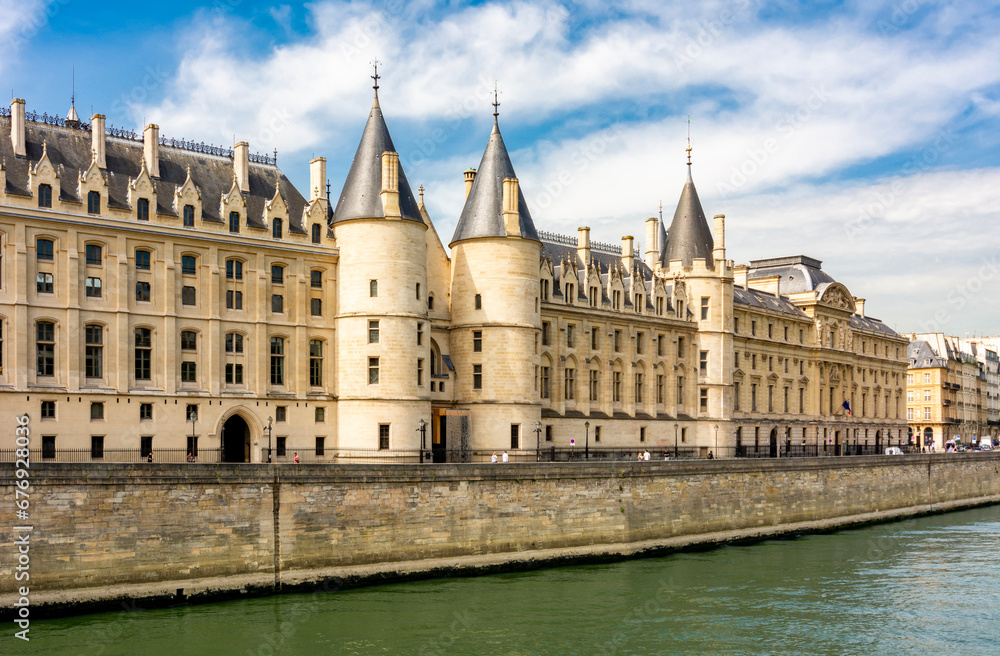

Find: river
<box><xmin>7</xmin><ymin>504</ymin><xmax>1000</xmax><ymax>655</ymax></box>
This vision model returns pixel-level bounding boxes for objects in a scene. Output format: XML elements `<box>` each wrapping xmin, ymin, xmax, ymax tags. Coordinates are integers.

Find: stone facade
<box><xmin>0</xmin><ymin>91</ymin><xmax>908</xmax><ymax>460</ymax></box>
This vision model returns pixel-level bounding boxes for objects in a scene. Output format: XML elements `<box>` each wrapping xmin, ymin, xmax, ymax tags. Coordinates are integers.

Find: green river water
<box><xmin>6</xmin><ymin>504</ymin><xmax>1000</xmax><ymax>655</ymax></box>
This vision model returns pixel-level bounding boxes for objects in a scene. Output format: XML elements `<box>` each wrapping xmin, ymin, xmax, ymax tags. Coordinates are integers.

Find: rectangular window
<box><xmin>180</xmin><ymin>361</ymin><xmax>197</xmax><ymax>383</ymax></box>
<box><xmin>540</xmin><ymin>366</ymin><xmax>550</xmax><ymax>399</ymax></box>
<box><xmin>310</xmin><ymin>270</ymin><xmax>323</xmax><ymax>288</ymax></box>
<box><xmin>85</xmin><ymin>244</ymin><xmax>103</xmax><ymax>266</ymax></box>
<box><xmin>416</xmin><ymin>282</ymin><xmax>421</xmax><ymax>299</ymax></box>
<box><xmin>181</xmin><ymin>255</ymin><xmax>197</xmax><ymax>275</ymax></box>
<box><xmin>137</xmin><ymin>198</ymin><xmax>150</xmax><ymax>221</ymax></box>
<box><xmin>907</xmin><ymin>408</ymin><xmax>914</xmax><ymax>420</ymax></box>
<box><xmin>181</xmin><ymin>286</ymin><xmax>196</xmax><ymax>306</ymax></box>
<box><xmin>636</xmin><ymin>331</ymin><xmax>643</xmax><ymax>354</ymax></box>
<box><xmin>369</xmin><ymin>320</ymin><xmax>379</xmax><ymax>343</ymax></box>
<box><xmin>272</xmin><ymin>218</ymin><xmax>283</xmax><ymax>239</ymax></box>
<box><xmin>36</xmin><ymin>321</ymin><xmax>55</xmax><ymax>376</ymax></box>
<box><xmin>312</xmin><ymin>224</ymin><xmax>321</xmax><ymax>243</ymax></box>
<box><xmin>542</xmin><ymin>322</ymin><xmax>550</xmax><ymax>346</ymax></box>
<box><xmin>657</xmin><ymin>375</ymin><xmax>664</xmax><ymax>404</ymax></box>
<box><xmin>677</xmin><ymin>376</ymin><xmax>684</xmax><ymax>406</ymax></box>
<box><xmin>370</xmin><ymin>279</ymin><xmax>378</xmax><ymax>297</ymax></box>
<box><xmin>475</xmin><ymin>294</ymin><xmax>482</xmax><ymax>309</ymax></box>
<box><xmin>271</xmin><ymin>265</ymin><xmax>284</xmax><ymax>285</ymax></box>
<box><xmin>136</xmin><ymin>281</ymin><xmax>151</xmax><ymax>302</ymax></box>
<box><xmin>315</xmin><ymin>406</ymin><xmax>325</xmax><ymax>423</ymax></box>
<box><xmin>183</xmin><ymin>204</ymin><xmax>195</xmax><ymax>226</ymax></box>
<box><xmin>91</xmin><ymin>401</ymin><xmax>104</xmax><ymax>420</ymax></box>
<box><xmin>36</xmin><ymin>272</ymin><xmax>54</xmax><ymax>294</ymax></box>
<box><xmin>592</xmin><ymin>327</ymin><xmax>599</xmax><ymax>350</ymax></box>
<box><xmin>270</xmin><ymin>337</ymin><xmax>285</xmax><ymax>385</ymax></box>
<box><xmin>799</xmin><ymin>388</ymin><xmax>805</xmax><ymax>414</ymax></box>
<box><xmin>276</xmin><ymin>436</ymin><xmax>287</xmax><ymax>457</ymax></box>
<box><xmin>473</xmin><ymin>364</ymin><xmax>483</xmax><ymax>390</ymax></box>
<box><xmin>699</xmin><ymin>351</ymin><xmax>708</xmax><ymax>376</ymax></box>
<box><xmin>417</xmin><ymin>323</ymin><xmax>423</xmax><ymax>346</ymax></box>
<box><xmin>734</xmin><ymin>382</ymin><xmax>742</xmax><ymax>411</ymax></box>
<box><xmin>91</xmin><ymin>435</ymin><xmax>104</xmax><ymax>460</ymax></box>
<box><xmin>701</xmin><ymin>297</ymin><xmax>709</xmax><ymax>320</ymax></box>
<box><xmin>140</xmin><ymin>403</ymin><xmax>152</xmax><ymax>420</ymax></box>
<box><xmin>924</xmin><ymin>407</ymin><xmax>931</xmax><ymax>420</ymax></box>
<box><xmin>590</xmin><ymin>370</ymin><xmax>600</xmax><ymax>402</ymax></box>
<box><xmin>226</xmin><ymin>290</ymin><xmax>243</xmax><ymax>310</ymax></box>
<box><xmin>38</xmin><ymin>183</ymin><xmax>52</xmax><ymax>207</ymax></box>
<box><xmin>225</xmin><ymin>259</ymin><xmax>242</xmax><ymax>280</ymax></box>
<box><xmin>229</xmin><ymin>211</ymin><xmax>240</xmax><ymax>233</ymax></box>
<box><xmin>417</xmin><ymin>358</ymin><xmax>424</xmax><ymax>386</ymax></box>
<box><xmin>614</xmin><ymin>330</ymin><xmax>621</xmax><ymax>352</ymax></box>
<box><xmin>134</xmin><ymin>328</ymin><xmax>152</xmax><ymax>380</ymax></box>
<box><xmin>135</xmin><ymin>249</ymin><xmax>151</xmax><ymax>270</ymax></box>
<box><xmin>783</xmin><ymin>387</ymin><xmax>789</xmax><ymax>413</ymax></box>
<box><xmin>309</xmin><ymin>339</ymin><xmax>323</xmax><ymax>386</ymax></box>
<box><xmin>634</xmin><ymin>373</ymin><xmax>643</xmax><ymax>404</ymax></box>
<box><xmin>564</xmin><ymin>368</ymin><xmax>575</xmax><ymax>400</ymax></box>
<box><xmin>85</xmin><ymin>325</ymin><xmax>103</xmax><ymax>378</ymax></box>
<box><xmin>751</xmin><ymin>383</ymin><xmax>757</xmax><ymax>411</ymax></box>
<box><xmin>473</xmin><ymin>331</ymin><xmax>482</xmax><ymax>352</ymax></box>
<box><xmin>510</xmin><ymin>424</ymin><xmax>519</xmax><ymax>449</ymax></box>
<box><xmin>41</xmin><ymin>400</ymin><xmax>56</xmax><ymax>419</ymax></box>
<box><xmin>86</xmin><ymin>277</ymin><xmax>102</xmax><ymax>298</ymax></box>
<box><xmin>271</xmin><ymin>294</ymin><xmax>284</xmax><ymax>313</ymax></box>
<box><xmin>36</xmin><ymin>238</ymin><xmax>54</xmax><ymax>260</ymax></box>
<box><xmin>924</xmin><ymin>373</ymin><xmax>930</xmax><ymax>384</ymax></box>
<box><xmin>310</xmin><ymin>298</ymin><xmax>322</xmax><ymax>316</ymax></box>
<box><xmin>369</xmin><ymin>357</ymin><xmax>380</xmax><ymax>384</ymax></box>
<box><xmin>677</xmin><ymin>336</ymin><xmax>685</xmax><ymax>358</ymax></box>
<box><xmin>613</xmin><ymin>371</ymin><xmax>622</xmax><ymax>403</ymax></box>
<box><xmin>88</xmin><ymin>191</ymin><xmax>101</xmax><ymax>214</ymax></box>
<box><xmin>225</xmin><ymin>363</ymin><xmax>244</xmax><ymax>385</ymax></box>
<box><xmin>545</xmin><ymin>425</ymin><xmax>553</xmax><ymax>442</ymax></box>
<box><xmin>700</xmin><ymin>388</ymin><xmax>708</xmax><ymax>410</ymax></box>
<box><xmin>378</xmin><ymin>424</ymin><xmax>390</xmax><ymax>450</ymax></box>
<box><xmin>567</xmin><ymin>324</ymin><xmax>575</xmax><ymax>348</ymax></box>
<box><xmin>315</xmin><ymin>436</ymin><xmax>325</xmax><ymax>456</ymax></box>
<box><xmin>42</xmin><ymin>435</ymin><xmax>56</xmax><ymax>459</ymax></box>
<box><xmin>768</xmin><ymin>385</ymin><xmax>774</xmax><ymax>412</ymax></box>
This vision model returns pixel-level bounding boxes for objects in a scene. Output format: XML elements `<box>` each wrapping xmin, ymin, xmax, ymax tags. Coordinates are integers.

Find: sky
<box><xmin>3</xmin><ymin>0</ymin><xmax>999</xmax><ymax>337</ymax></box>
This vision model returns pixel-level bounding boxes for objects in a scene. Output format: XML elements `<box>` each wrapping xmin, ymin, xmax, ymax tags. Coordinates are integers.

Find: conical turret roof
<box><xmin>332</xmin><ymin>92</ymin><xmax>423</xmax><ymax>224</ymax></box>
<box><xmin>450</xmin><ymin>118</ymin><xmax>539</xmax><ymax>245</ymax></box>
<box><xmin>664</xmin><ymin>166</ymin><xmax>713</xmax><ymax>268</ymax></box>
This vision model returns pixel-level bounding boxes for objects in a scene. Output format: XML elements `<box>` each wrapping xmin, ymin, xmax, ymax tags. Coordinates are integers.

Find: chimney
<box><xmin>464</xmin><ymin>168</ymin><xmax>476</xmax><ymax>201</ymax></box>
<box><xmin>91</xmin><ymin>114</ymin><xmax>106</xmax><ymax>168</ymax></box>
<box><xmin>644</xmin><ymin>217</ymin><xmax>658</xmax><ymax>269</ymax></box>
<box><xmin>309</xmin><ymin>157</ymin><xmax>326</xmax><ymax>202</ymax></box>
<box><xmin>734</xmin><ymin>264</ymin><xmax>749</xmax><ymax>288</ymax></box>
<box><xmin>233</xmin><ymin>141</ymin><xmax>249</xmax><ymax>192</ymax></box>
<box><xmin>577</xmin><ymin>226</ymin><xmax>591</xmax><ymax>269</ymax></box>
<box><xmin>143</xmin><ymin>124</ymin><xmax>159</xmax><ymax>178</ymax></box>
<box><xmin>712</xmin><ymin>214</ymin><xmax>726</xmax><ymax>265</ymax></box>
<box><xmin>502</xmin><ymin>177</ymin><xmax>521</xmax><ymax>237</ymax></box>
<box><xmin>855</xmin><ymin>297</ymin><xmax>866</xmax><ymax>317</ymax></box>
<box><xmin>11</xmin><ymin>99</ymin><xmax>25</xmax><ymax>158</ymax></box>
<box><xmin>622</xmin><ymin>235</ymin><xmax>634</xmax><ymax>273</ymax></box>
<box><xmin>380</xmin><ymin>151</ymin><xmax>400</xmax><ymax>217</ymax></box>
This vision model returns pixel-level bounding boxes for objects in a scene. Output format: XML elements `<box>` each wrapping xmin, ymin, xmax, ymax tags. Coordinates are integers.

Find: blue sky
<box><xmin>4</xmin><ymin>0</ymin><xmax>1000</xmax><ymax>336</ymax></box>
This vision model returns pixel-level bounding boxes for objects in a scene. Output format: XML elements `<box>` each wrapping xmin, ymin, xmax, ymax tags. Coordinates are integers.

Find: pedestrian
<box><xmin>147</xmin><ymin>452</ymin><xmax>154</xmax><ymax>463</ymax></box>
<box><xmin>293</xmin><ymin>452</ymin><xmax>300</xmax><ymax>464</ymax></box>
<box><xmin>502</xmin><ymin>451</ymin><xmax>509</xmax><ymax>463</ymax></box>
<box><xmin>491</xmin><ymin>452</ymin><xmax>498</xmax><ymax>464</ymax></box>
<box><xmin>663</xmin><ymin>450</ymin><xmax>669</xmax><ymax>461</ymax></box>
<box><xmin>708</xmin><ymin>451</ymin><xmax>714</xmax><ymax>460</ymax></box>
<box><xmin>637</xmin><ymin>452</ymin><xmax>643</xmax><ymax>461</ymax></box>
<box><xmin>186</xmin><ymin>452</ymin><xmax>194</xmax><ymax>463</ymax></box>
<box><xmin>643</xmin><ymin>450</ymin><xmax>650</xmax><ymax>461</ymax></box>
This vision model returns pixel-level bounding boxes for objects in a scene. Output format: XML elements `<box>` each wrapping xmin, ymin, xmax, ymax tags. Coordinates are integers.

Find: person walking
<box><xmin>491</xmin><ymin>452</ymin><xmax>498</xmax><ymax>464</ymax></box>
<box><xmin>293</xmin><ymin>452</ymin><xmax>300</xmax><ymax>464</ymax></box>
<box><xmin>502</xmin><ymin>451</ymin><xmax>509</xmax><ymax>463</ymax></box>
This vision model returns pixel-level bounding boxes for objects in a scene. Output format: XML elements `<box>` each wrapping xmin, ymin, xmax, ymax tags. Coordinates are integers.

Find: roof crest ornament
<box><xmin>371</xmin><ymin>58</ymin><xmax>381</xmax><ymax>95</ymax></box>
<box><xmin>492</xmin><ymin>81</ymin><xmax>500</xmax><ymax>120</ymax></box>
<box><xmin>686</xmin><ymin>114</ymin><xmax>692</xmax><ymax>166</ymax></box>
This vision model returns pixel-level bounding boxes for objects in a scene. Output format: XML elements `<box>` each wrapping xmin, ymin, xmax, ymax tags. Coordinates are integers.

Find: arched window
<box><xmin>225</xmin><ymin>259</ymin><xmax>243</xmax><ymax>280</ymax></box>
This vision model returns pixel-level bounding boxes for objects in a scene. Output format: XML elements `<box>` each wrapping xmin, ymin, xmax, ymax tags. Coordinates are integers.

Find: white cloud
<box><xmin>0</xmin><ymin>0</ymin><xmax>58</xmax><ymax>73</ymax></box>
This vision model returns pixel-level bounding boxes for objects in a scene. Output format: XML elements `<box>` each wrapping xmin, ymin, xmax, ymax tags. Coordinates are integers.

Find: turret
<box><xmin>449</xmin><ymin>98</ymin><xmax>541</xmax><ymax>452</ymax></box>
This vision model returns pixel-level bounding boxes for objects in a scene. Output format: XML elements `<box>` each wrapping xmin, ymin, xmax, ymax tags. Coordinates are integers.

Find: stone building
<box><xmin>0</xmin><ymin>88</ymin><xmax>909</xmax><ymax>462</ymax></box>
<box><xmin>904</xmin><ymin>333</ymin><xmax>999</xmax><ymax>449</ymax></box>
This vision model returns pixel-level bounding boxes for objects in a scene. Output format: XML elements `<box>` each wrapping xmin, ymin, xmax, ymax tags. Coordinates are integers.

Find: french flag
<box><xmin>842</xmin><ymin>400</ymin><xmax>852</xmax><ymax>416</ymax></box>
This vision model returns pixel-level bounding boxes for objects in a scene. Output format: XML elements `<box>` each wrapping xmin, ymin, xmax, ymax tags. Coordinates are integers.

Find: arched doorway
<box><xmin>222</xmin><ymin>414</ymin><xmax>251</xmax><ymax>463</ymax></box>
<box><xmin>923</xmin><ymin>427</ymin><xmax>934</xmax><ymax>450</ymax></box>
<box><xmin>769</xmin><ymin>428</ymin><xmax>778</xmax><ymax>458</ymax></box>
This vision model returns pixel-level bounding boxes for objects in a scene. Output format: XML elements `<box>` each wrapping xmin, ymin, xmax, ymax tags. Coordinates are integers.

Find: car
<box><xmin>884</xmin><ymin>447</ymin><xmax>903</xmax><ymax>455</ymax></box>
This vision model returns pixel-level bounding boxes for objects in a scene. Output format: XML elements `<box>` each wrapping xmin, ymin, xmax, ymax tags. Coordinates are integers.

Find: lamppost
<box><xmin>266</xmin><ymin>416</ymin><xmax>273</xmax><ymax>463</ymax></box>
<box><xmin>534</xmin><ymin>420</ymin><xmax>542</xmax><ymax>461</ymax></box>
<box><xmin>714</xmin><ymin>424</ymin><xmax>719</xmax><ymax>458</ymax></box>
<box><xmin>585</xmin><ymin>421</ymin><xmax>590</xmax><ymax>460</ymax></box>
<box><xmin>674</xmin><ymin>423</ymin><xmax>679</xmax><ymax>459</ymax></box>
<box><xmin>188</xmin><ymin>409</ymin><xmax>197</xmax><ymax>461</ymax></box>
<box><xmin>417</xmin><ymin>418</ymin><xmax>427</xmax><ymax>463</ymax></box>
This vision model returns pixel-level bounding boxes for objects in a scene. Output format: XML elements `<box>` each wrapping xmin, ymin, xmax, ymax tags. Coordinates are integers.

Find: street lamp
<box><xmin>188</xmin><ymin>409</ymin><xmax>197</xmax><ymax>461</ymax></box>
<box><xmin>585</xmin><ymin>421</ymin><xmax>590</xmax><ymax>460</ymax></box>
<box><xmin>266</xmin><ymin>416</ymin><xmax>273</xmax><ymax>463</ymax></box>
<box><xmin>534</xmin><ymin>420</ymin><xmax>542</xmax><ymax>460</ymax></box>
<box><xmin>674</xmin><ymin>423</ymin><xmax>679</xmax><ymax>459</ymax></box>
<box><xmin>417</xmin><ymin>418</ymin><xmax>427</xmax><ymax>463</ymax></box>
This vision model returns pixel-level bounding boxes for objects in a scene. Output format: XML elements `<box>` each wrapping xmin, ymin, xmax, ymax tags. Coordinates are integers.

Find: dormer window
<box><xmin>311</xmin><ymin>224</ymin><xmax>321</xmax><ymax>243</ymax></box>
<box><xmin>38</xmin><ymin>184</ymin><xmax>52</xmax><ymax>208</ymax></box>
<box><xmin>272</xmin><ymin>218</ymin><xmax>283</xmax><ymax>239</ymax></box>
<box><xmin>183</xmin><ymin>204</ymin><xmax>195</xmax><ymax>227</ymax></box>
<box><xmin>137</xmin><ymin>198</ymin><xmax>150</xmax><ymax>221</ymax></box>
<box><xmin>228</xmin><ymin>211</ymin><xmax>240</xmax><ymax>233</ymax></box>
<box><xmin>87</xmin><ymin>191</ymin><xmax>101</xmax><ymax>214</ymax></box>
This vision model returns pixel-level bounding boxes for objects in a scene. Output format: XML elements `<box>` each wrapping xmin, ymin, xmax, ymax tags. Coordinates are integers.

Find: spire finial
<box><xmin>686</xmin><ymin>114</ymin><xmax>692</xmax><ymax>166</ymax></box>
<box><xmin>371</xmin><ymin>58</ymin><xmax>381</xmax><ymax>94</ymax></box>
<box><xmin>418</xmin><ymin>184</ymin><xmax>425</xmax><ymax>205</ymax></box>
<box><xmin>659</xmin><ymin>199</ymin><xmax>663</xmax><ymax>221</ymax></box>
<box><xmin>492</xmin><ymin>81</ymin><xmax>500</xmax><ymax>119</ymax></box>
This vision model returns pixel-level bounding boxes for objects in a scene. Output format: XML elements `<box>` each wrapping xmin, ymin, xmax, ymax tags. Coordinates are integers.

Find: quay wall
<box><xmin>2</xmin><ymin>454</ymin><xmax>1000</xmax><ymax>615</ymax></box>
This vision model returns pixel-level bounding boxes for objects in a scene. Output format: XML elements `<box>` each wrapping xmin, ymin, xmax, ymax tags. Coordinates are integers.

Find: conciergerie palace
<box><xmin>0</xmin><ymin>84</ymin><xmax>910</xmax><ymax>463</ymax></box>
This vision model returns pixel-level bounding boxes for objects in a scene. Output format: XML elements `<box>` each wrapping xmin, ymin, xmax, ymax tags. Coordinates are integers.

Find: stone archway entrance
<box><xmin>769</xmin><ymin>428</ymin><xmax>778</xmax><ymax>458</ymax></box>
<box><xmin>222</xmin><ymin>414</ymin><xmax>251</xmax><ymax>463</ymax></box>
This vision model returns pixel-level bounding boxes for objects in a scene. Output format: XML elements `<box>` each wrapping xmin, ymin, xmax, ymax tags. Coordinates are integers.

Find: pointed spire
<box><xmin>664</xmin><ymin>153</ymin><xmax>713</xmax><ymax>268</ymax></box>
<box><xmin>332</xmin><ymin>74</ymin><xmax>422</xmax><ymax>224</ymax></box>
<box><xmin>657</xmin><ymin>200</ymin><xmax>668</xmax><ymax>266</ymax></box>
<box><xmin>450</xmin><ymin>104</ymin><xmax>539</xmax><ymax>245</ymax></box>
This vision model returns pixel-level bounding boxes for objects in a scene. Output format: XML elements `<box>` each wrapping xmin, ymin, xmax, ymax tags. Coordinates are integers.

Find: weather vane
<box><xmin>493</xmin><ymin>81</ymin><xmax>500</xmax><ymax>118</ymax></box>
<box><xmin>686</xmin><ymin>114</ymin><xmax>693</xmax><ymax>165</ymax></box>
<box><xmin>371</xmin><ymin>58</ymin><xmax>381</xmax><ymax>92</ymax></box>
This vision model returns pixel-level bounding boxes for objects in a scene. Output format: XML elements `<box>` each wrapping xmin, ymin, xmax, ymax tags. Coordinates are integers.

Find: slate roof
<box><xmin>908</xmin><ymin>340</ymin><xmax>948</xmax><ymax>368</ymax></box>
<box><xmin>850</xmin><ymin>314</ymin><xmax>900</xmax><ymax>338</ymax></box>
<box><xmin>450</xmin><ymin>117</ymin><xmax>539</xmax><ymax>245</ymax></box>
<box><xmin>332</xmin><ymin>92</ymin><xmax>423</xmax><ymax>224</ymax></box>
<box><xmin>0</xmin><ymin>116</ymin><xmax>308</xmax><ymax>232</ymax></box>
<box><xmin>733</xmin><ymin>286</ymin><xmax>809</xmax><ymax>318</ymax></box>
<box><xmin>664</xmin><ymin>166</ymin><xmax>714</xmax><ymax>268</ymax></box>
<box><xmin>748</xmin><ymin>255</ymin><xmax>835</xmax><ymax>293</ymax></box>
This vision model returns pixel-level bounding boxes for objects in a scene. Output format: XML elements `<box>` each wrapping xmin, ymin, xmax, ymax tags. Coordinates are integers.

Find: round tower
<box><xmin>449</xmin><ymin>109</ymin><xmax>541</xmax><ymax>453</ymax></box>
<box><xmin>333</xmin><ymin>88</ymin><xmax>430</xmax><ymax>455</ymax></box>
